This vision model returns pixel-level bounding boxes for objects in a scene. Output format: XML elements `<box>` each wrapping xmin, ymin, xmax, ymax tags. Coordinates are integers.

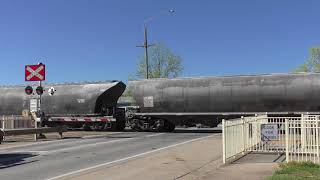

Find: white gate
<box><xmin>222</xmin><ymin>114</ymin><xmax>320</xmax><ymax>164</ymax></box>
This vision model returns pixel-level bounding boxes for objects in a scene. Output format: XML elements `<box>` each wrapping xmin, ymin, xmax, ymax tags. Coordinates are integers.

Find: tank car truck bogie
<box><xmin>127</xmin><ymin>114</ymin><xmax>176</xmax><ymax>132</ymax></box>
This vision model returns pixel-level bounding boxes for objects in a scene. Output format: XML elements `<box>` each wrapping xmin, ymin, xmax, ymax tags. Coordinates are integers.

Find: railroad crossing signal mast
<box><xmin>25</xmin><ymin>63</ymin><xmax>46</xmax><ymax>128</ymax></box>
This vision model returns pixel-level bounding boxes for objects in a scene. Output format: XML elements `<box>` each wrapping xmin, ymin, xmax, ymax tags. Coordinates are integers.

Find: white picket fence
<box><xmin>0</xmin><ymin>115</ymin><xmax>35</xmax><ymax>129</ymax></box>
<box><xmin>222</xmin><ymin>114</ymin><xmax>320</xmax><ymax>164</ymax></box>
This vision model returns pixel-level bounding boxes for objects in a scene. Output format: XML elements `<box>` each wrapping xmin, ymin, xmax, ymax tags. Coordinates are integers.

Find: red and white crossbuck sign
<box><xmin>25</xmin><ymin>64</ymin><xmax>46</xmax><ymax>81</ymax></box>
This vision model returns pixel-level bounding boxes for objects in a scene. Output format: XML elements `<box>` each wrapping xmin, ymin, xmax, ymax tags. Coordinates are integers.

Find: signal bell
<box><xmin>25</xmin><ymin>86</ymin><xmax>33</xmax><ymax>95</ymax></box>
<box><xmin>36</xmin><ymin>86</ymin><xmax>44</xmax><ymax>95</ymax></box>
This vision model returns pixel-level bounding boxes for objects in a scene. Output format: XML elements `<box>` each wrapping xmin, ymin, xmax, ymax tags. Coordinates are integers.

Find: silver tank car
<box><xmin>0</xmin><ymin>81</ymin><xmax>126</xmax><ymax>130</ymax></box>
<box><xmin>127</xmin><ymin>73</ymin><xmax>320</xmax><ymax>131</ymax></box>
<box><xmin>0</xmin><ymin>81</ymin><xmax>126</xmax><ymax>115</ymax></box>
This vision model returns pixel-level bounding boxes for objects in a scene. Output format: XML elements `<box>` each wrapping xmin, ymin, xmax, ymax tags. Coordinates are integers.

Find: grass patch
<box><xmin>268</xmin><ymin>161</ymin><xmax>320</xmax><ymax>180</ymax></box>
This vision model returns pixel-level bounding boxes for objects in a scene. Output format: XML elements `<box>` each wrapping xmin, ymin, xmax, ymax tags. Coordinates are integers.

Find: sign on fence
<box><xmin>261</xmin><ymin>124</ymin><xmax>278</xmax><ymax>141</ymax></box>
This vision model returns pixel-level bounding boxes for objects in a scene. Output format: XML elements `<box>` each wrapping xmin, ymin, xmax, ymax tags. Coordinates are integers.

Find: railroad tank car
<box><xmin>127</xmin><ymin>73</ymin><xmax>320</xmax><ymax>131</ymax></box>
<box><xmin>0</xmin><ymin>81</ymin><xmax>126</xmax><ymax>130</ymax></box>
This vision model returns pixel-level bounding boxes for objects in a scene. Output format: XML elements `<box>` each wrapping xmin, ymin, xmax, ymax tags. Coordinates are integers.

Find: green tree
<box><xmin>136</xmin><ymin>43</ymin><xmax>183</xmax><ymax>79</ymax></box>
<box><xmin>293</xmin><ymin>63</ymin><xmax>309</xmax><ymax>73</ymax></box>
<box><xmin>293</xmin><ymin>46</ymin><xmax>320</xmax><ymax>73</ymax></box>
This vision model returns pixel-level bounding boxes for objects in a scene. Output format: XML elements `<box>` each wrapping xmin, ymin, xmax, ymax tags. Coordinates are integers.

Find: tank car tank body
<box><xmin>127</xmin><ymin>73</ymin><xmax>320</xmax><ymax>131</ymax></box>
<box><xmin>0</xmin><ymin>81</ymin><xmax>126</xmax><ymax>130</ymax></box>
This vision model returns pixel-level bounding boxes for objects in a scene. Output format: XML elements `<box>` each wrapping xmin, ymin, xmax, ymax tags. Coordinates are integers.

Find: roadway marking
<box><xmin>145</xmin><ymin>133</ymin><xmax>165</xmax><ymax>137</ymax></box>
<box><xmin>45</xmin><ymin>133</ymin><xmax>167</xmax><ymax>154</ymax></box>
<box><xmin>46</xmin><ymin>134</ymin><xmax>216</xmax><ymax>180</ymax></box>
<box><xmin>9</xmin><ymin>150</ymin><xmax>48</xmax><ymax>155</ymax></box>
<box><xmin>0</xmin><ymin>132</ymin><xmax>167</xmax><ymax>155</ymax></box>
<box><xmin>0</xmin><ymin>139</ymin><xmax>69</xmax><ymax>151</ymax></box>
<box><xmin>46</xmin><ymin>138</ymin><xmax>134</xmax><ymax>154</ymax></box>
<box><xmin>81</xmin><ymin>132</ymin><xmax>124</xmax><ymax>139</ymax></box>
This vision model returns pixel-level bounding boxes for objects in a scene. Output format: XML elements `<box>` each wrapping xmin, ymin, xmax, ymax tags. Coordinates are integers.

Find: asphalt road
<box><xmin>0</xmin><ymin>131</ymin><xmax>216</xmax><ymax>180</ymax></box>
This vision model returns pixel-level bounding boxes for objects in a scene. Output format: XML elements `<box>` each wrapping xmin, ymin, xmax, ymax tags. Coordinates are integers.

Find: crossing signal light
<box><xmin>48</xmin><ymin>87</ymin><xmax>56</xmax><ymax>96</ymax></box>
<box><xmin>25</xmin><ymin>86</ymin><xmax>33</xmax><ymax>95</ymax></box>
<box><xmin>36</xmin><ymin>86</ymin><xmax>44</xmax><ymax>95</ymax></box>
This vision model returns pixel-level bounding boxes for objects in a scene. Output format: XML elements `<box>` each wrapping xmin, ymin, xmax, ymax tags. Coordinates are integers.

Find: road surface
<box><xmin>0</xmin><ymin>131</ymin><xmax>216</xmax><ymax>180</ymax></box>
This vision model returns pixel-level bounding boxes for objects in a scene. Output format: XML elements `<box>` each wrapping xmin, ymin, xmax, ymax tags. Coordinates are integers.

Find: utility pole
<box><xmin>137</xmin><ymin>25</ymin><xmax>152</xmax><ymax>79</ymax></box>
<box><xmin>137</xmin><ymin>9</ymin><xmax>175</xmax><ymax>79</ymax></box>
<box><xmin>144</xmin><ymin>25</ymin><xmax>149</xmax><ymax>79</ymax></box>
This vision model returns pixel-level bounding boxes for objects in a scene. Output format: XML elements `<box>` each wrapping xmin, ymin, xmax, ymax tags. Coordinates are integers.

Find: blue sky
<box><xmin>0</xmin><ymin>0</ymin><xmax>319</xmax><ymax>85</ymax></box>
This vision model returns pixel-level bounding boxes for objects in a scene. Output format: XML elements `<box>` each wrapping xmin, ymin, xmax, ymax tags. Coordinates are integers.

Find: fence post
<box><xmin>2</xmin><ymin>115</ymin><xmax>5</xmax><ymax>130</ymax></box>
<box><xmin>222</xmin><ymin>119</ymin><xmax>226</xmax><ymax>164</ymax></box>
<box><xmin>301</xmin><ymin>114</ymin><xmax>306</xmax><ymax>150</ymax></box>
<box><xmin>34</xmin><ymin>117</ymin><xmax>37</xmax><ymax>142</ymax></box>
<box><xmin>11</xmin><ymin>115</ymin><xmax>14</xmax><ymax>129</ymax></box>
<box><xmin>285</xmin><ymin>118</ymin><xmax>289</xmax><ymax>163</ymax></box>
<box><xmin>241</xmin><ymin>116</ymin><xmax>245</xmax><ymax>154</ymax></box>
<box><xmin>317</xmin><ymin>116</ymin><xmax>319</xmax><ymax>163</ymax></box>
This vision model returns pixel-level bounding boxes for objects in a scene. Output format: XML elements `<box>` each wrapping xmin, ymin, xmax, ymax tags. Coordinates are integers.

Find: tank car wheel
<box><xmin>168</xmin><ymin>123</ymin><xmax>176</xmax><ymax>132</ymax></box>
<box><xmin>115</xmin><ymin>119</ymin><xmax>126</xmax><ymax>131</ymax></box>
<box><xmin>111</xmin><ymin>119</ymin><xmax>126</xmax><ymax>131</ymax></box>
<box><xmin>131</xmin><ymin>127</ymin><xmax>143</xmax><ymax>132</ymax></box>
<box><xmin>131</xmin><ymin>124</ymin><xmax>143</xmax><ymax>132</ymax></box>
<box><xmin>82</xmin><ymin>123</ymin><xmax>92</xmax><ymax>131</ymax></box>
<box><xmin>129</xmin><ymin>119</ymin><xmax>143</xmax><ymax>132</ymax></box>
<box><xmin>93</xmin><ymin>123</ymin><xmax>105</xmax><ymax>131</ymax></box>
<box><xmin>164</xmin><ymin>121</ymin><xmax>175</xmax><ymax>132</ymax></box>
